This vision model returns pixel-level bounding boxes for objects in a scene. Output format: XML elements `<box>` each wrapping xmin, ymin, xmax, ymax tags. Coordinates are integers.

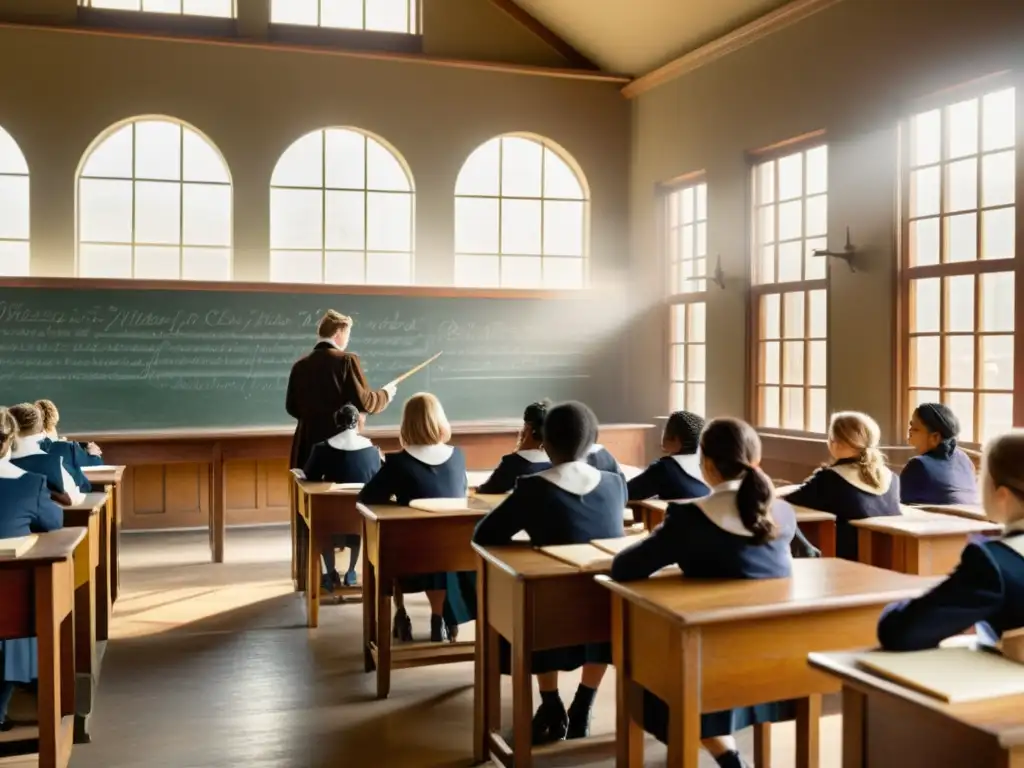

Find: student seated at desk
<box><xmin>476</xmin><ymin>399</ymin><xmax>552</xmax><ymax>494</ymax></box>
<box><xmin>0</xmin><ymin>407</ymin><xmax>64</xmax><ymax>731</ymax></box>
<box><xmin>878</xmin><ymin>430</ymin><xmax>1024</xmax><ymax>651</ymax></box>
<box><xmin>473</xmin><ymin>400</ymin><xmax>626</xmax><ymax>744</ymax></box>
<box><xmin>900</xmin><ymin>402</ymin><xmax>979</xmax><ymax>506</ymax></box>
<box><xmin>628</xmin><ymin>410</ymin><xmax>709</xmax><ymax>502</ymax></box>
<box><xmin>36</xmin><ymin>398</ymin><xmax>105</xmax><ymax>469</ymax></box>
<box><xmin>7</xmin><ymin>403</ymin><xmax>85</xmax><ymax>506</ymax></box>
<box><xmin>782</xmin><ymin>411</ymin><xmax>900</xmax><ymax>561</ymax></box>
<box><xmin>611</xmin><ymin>417</ymin><xmax>797</xmax><ymax>768</ymax></box>
<box><xmin>358</xmin><ymin>392</ymin><xmax>470</xmax><ymax>643</ymax></box>
<box><xmin>304</xmin><ymin>405</ymin><xmax>381</xmax><ymax>590</ymax></box>
<box><xmin>585</xmin><ymin>439</ymin><xmax>625</xmax><ymax>480</ymax></box>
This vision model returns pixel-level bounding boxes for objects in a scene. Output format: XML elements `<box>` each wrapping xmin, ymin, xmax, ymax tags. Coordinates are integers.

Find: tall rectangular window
<box><xmin>751</xmin><ymin>143</ymin><xmax>829</xmax><ymax>433</ymax></box>
<box><xmin>903</xmin><ymin>84</ymin><xmax>1017</xmax><ymax>443</ymax></box>
<box><xmin>669</xmin><ymin>302</ymin><xmax>706</xmax><ymax>414</ymax></box>
<box><xmin>271</xmin><ymin>0</ymin><xmax>418</xmax><ymax>34</ymax></box>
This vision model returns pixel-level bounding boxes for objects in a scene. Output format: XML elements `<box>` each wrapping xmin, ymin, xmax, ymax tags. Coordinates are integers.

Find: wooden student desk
<box><xmin>634</xmin><ymin>499</ymin><xmax>838</xmax><ymax>557</ymax></box>
<box><xmin>359</xmin><ymin>499</ymin><xmax>497</xmax><ymax>699</ymax></box>
<box><xmin>60</xmin><ymin>493</ymin><xmax>107</xmax><ymax>743</ymax></box>
<box><xmin>598</xmin><ymin>559</ymin><xmax>935</xmax><ymax>768</ymax></box>
<box><xmin>0</xmin><ymin>528</ymin><xmax>85</xmax><ymax>768</ymax></box>
<box><xmin>852</xmin><ymin>511</ymin><xmax>1003</xmax><ymax>576</ymax></box>
<box><xmin>290</xmin><ymin>476</ymin><xmax>363</xmax><ymax>628</ymax></box>
<box><xmin>911</xmin><ymin>503</ymin><xmax>988</xmax><ymax>521</ymax></box>
<box><xmin>808</xmin><ymin>650</ymin><xmax>1024</xmax><ymax>767</ymax></box>
<box><xmin>81</xmin><ymin>464</ymin><xmax>125</xmax><ymax>626</ymax></box>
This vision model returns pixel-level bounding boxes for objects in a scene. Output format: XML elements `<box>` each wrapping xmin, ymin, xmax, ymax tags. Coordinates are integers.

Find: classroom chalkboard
<box><xmin>0</xmin><ymin>284</ymin><xmax>626</xmax><ymax>432</ymax></box>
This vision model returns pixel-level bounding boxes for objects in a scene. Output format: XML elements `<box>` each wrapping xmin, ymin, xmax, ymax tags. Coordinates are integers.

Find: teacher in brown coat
<box><xmin>286</xmin><ymin>310</ymin><xmax>396</xmax><ymax>468</ymax></box>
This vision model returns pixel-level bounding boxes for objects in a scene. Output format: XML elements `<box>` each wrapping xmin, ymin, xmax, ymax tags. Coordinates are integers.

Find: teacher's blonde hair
<box><xmin>400</xmin><ymin>393</ymin><xmax>451</xmax><ymax>447</ymax></box>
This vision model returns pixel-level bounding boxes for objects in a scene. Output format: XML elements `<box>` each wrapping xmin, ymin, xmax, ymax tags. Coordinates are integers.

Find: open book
<box><xmin>0</xmin><ymin>535</ymin><xmax>38</xmax><ymax>558</ymax></box>
<box><xmin>539</xmin><ymin>543</ymin><xmax>612</xmax><ymax>572</ymax></box>
<box><xmin>409</xmin><ymin>497</ymin><xmax>491</xmax><ymax>513</ymax></box>
<box><xmin>591</xmin><ymin>532</ymin><xmax>647</xmax><ymax>555</ymax></box>
<box><xmin>857</xmin><ymin>646</ymin><xmax>1024</xmax><ymax>703</ymax></box>
<box><xmin>328</xmin><ymin>483</ymin><xmax>364</xmax><ymax>492</ymax></box>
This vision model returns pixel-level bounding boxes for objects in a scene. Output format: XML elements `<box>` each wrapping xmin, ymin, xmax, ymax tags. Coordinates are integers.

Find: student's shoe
<box><xmin>343</xmin><ymin>569</ymin><xmax>358</xmax><ymax>588</ymax></box>
<box><xmin>566</xmin><ymin>685</ymin><xmax>598</xmax><ymax>739</ymax></box>
<box><xmin>0</xmin><ymin>720</ymin><xmax>12</xmax><ymax>732</ymax></box>
<box><xmin>320</xmin><ymin>574</ymin><xmax>335</xmax><ymax>593</ymax></box>
<box><xmin>531</xmin><ymin>699</ymin><xmax>569</xmax><ymax>745</ymax></box>
<box><xmin>445</xmin><ymin>619</ymin><xmax>459</xmax><ymax>643</ymax></box>
<box><xmin>393</xmin><ymin>608</ymin><xmax>414</xmax><ymax>642</ymax></box>
<box><xmin>331</xmin><ymin>570</ymin><xmax>343</xmax><ymax>589</ymax></box>
<box><xmin>430</xmin><ymin>614</ymin><xmax>449</xmax><ymax>643</ymax></box>
<box><xmin>715</xmin><ymin>751</ymin><xmax>749</xmax><ymax>768</ymax></box>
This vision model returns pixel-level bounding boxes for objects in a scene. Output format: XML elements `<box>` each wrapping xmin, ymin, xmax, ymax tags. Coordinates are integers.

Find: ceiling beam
<box><xmin>622</xmin><ymin>0</ymin><xmax>845</xmax><ymax>98</ymax></box>
<box><xmin>485</xmin><ymin>0</ymin><xmax>602</xmax><ymax>71</ymax></box>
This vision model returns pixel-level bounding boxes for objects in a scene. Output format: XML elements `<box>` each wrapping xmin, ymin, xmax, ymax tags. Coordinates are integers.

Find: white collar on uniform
<box><xmin>536</xmin><ymin>461</ymin><xmax>602</xmax><ymax>495</ymax></box>
<box><xmin>587</xmin><ymin>444</ymin><xmax>604</xmax><ymax>454</ymax></box>
<box><xmin>405</xmin><ymin>444</ymin><xmax>454</xmax><ymax>466</ymax></box>
<box><xmin>11</xmin><ymin>432</ymin><xmax>47</xmax><ymax>459</ymax></box>
<box><xmin>831</xmin><ymin>462</ymin><xmax>894</xmax><ymax>496</ymax></box>
<box><xmin>326</xmin><ymin>429</ymin><xmax>372</xmax><ymax>451</ymax></box>
<box><xmin>1000</xmin><ymin>520</ymin><xmax>1024</xmax><ymax>561</ymax></box>
<box><xmin>516</xmin><ymin>448</ymin><xmax>549</xmax><ymax>463</ymax></box>
<box><xmin>44</xmin><ymin>430</ymin><xmax>59</xmax><ymax>440</ymax></box>
<box><xmin>671</xmin><ymin>453</ymin><xmax>704</xmax><ymax>481</ymax></box>
<box><xmin>0</xmin><ymin>454</ymin><xmax>26</xmax><ymax>478</ymax></box>
<box><xmin>692</xmin><ymin>479</ymin><xmax>755</xmax><ymax>537</ymax></box>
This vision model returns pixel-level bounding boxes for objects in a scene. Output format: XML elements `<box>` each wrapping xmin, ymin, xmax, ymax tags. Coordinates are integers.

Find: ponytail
<box><xmin>735</xmin><ymin>463</ymin><xmax>778</xmax><ymax>544</ymax></box>
<box><xmin>856</xmin><ymin>447</ymin><xmax>887</xmax><ymax>490</ymax></box>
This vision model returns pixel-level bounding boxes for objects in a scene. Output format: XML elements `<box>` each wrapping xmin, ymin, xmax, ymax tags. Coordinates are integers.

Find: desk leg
<box><xmin>841</xmin><ymin>687</ymin><xmax>866</xmax><ymax>768</ymax></box>
<box><xmin>612</xmin><ymin>595</ymin><xmax>644</xmax><ymax>768</ymax></box>
<box><xmin>474</xmin><ymin>557</ymin><xmax>500</xmax><ymax>764</ymax></box>
<box><xmin>111</xmin><ymin>483</ymin><xmax>121</xmax><ymax>604</ymax></box>
<box><xmin>72</xmin><ymin>533</ymin><xmax>97</xmax><ymax>744</ymax></box>
<box><xmin>290</xmin><ymin>483</ymin><xmax>298</xmax><ymax>587</ymax></box>
<box><xmin>511</xmin><ymin>581</ymin><xmax>533</xmax><ymax>768</ymax></box>
<box><xmin>96</xmin><ymin>494</ymin><xmax>113</xmax><ymax>643</ymax></box>
<box><xmin>306</xmin><ymin>516</ymin><xmax>320</xmax><ymax>629</ymax></box>
<box><xmin>857</xmin><ymin>530</ymin><xmax>873</xmax><ymax>569</ymax></box>
<box><xmin>666</xmin><ymin>628</ymin><xmax>700</xmax><ymax>768</ymax></box>
<box><xmin>363</xmin><ymin>518</ymin><xmax>377</xmax><ymax>673</ymax></box>
<box><xmin>210</xmin><ymin>445</ymin><xmax>225</xmax><ymax>564</ymax></box>
<box><xmin>819</xmin><ymin>522</ymin><xmax>837</xmax><ymax>558</ymax></box>
<box><xmin>36</xmin><ymin>561</ymin><xmax>74</xmax><ymax>768</ymax></box>
<box><xmin>753</xmin><ymin>723</ymin><xmax>772</xmax><ymax>768</ymax></box>
<box><xmin>795</xmin><ymin>694</ymin><xmax>821</xmax><ymax>768</ymax></box>
<box><xmin>376</xmin><ymin>580</ymin><xmax>392</xmax><ymax>699</ymax></box>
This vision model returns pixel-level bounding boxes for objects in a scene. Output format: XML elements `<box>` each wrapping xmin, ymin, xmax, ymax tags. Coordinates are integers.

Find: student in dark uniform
<box><xmin>7</xmin><ymin>404</ymin><xmax>84</xmax><ymax>507</ymax></box>
<box><xmin>879</xmin><ymin>430</ymin><xmax>1024</xmax><ymax>650</ymax></box>
<box><xmin>473</xmin><ymin>401</ymin><xmax>626</xmax><ymax>744</ymax></box>
<box><xmin>781</xmin><ymin>411</ymin><xmax>900</xmax><ymax>561</ymax></box>
<box><xmin>628</xmin><ymin>410</ymin><xmax>709</xmax><ymax>501</ymax></box>
<box><xmin>611</xmin><ymin>417</ymin><xmax>797</xmax><ymax>768</ymax></box>
<box><xmin>36</xmin><ymin>399</ymin><xmax>105</xmax><ymax>468</ymax></box>
<box><xmin>585</xmin><ymin>440</ymin><xmax>625</xmax><ymax>480</ymax></box>
<box><xmin>358</xmin><ymin>393</ymin><xmax>469</xmax><ymax>643</ymax></box>
<box><xmin>900</xmin><ymin>402</ymin><xmax>979</xmax><ymax>506</ymax></box>
<box><xmin>304</xmin><ymin>405</ymin><xmax>382</xmax><ymax>590</ymax></box>
<box><xmin>475</xmin><ymin>399</ymin><xmax>552</xmax><ymax>494</ymax></box>
<box><xmin>0</xmin><ymin>407</ymin><xmax>64</xmax><ymax>731</ymax></box>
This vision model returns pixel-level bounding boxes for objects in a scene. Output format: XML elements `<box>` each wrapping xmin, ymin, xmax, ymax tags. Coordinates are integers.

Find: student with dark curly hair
<box><xmin>476</xmin><ymin>399</ymin><xmax>552</xmax><ymax>494</ymax></box>
<box><xmin>628</xmin><ymin>410</ymin><xmax>709</xmax><ymax>501</ymax></box>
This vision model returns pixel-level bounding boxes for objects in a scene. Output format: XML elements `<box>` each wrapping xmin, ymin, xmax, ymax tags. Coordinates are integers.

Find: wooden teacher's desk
<box><xmin>73</xmin><ymin>422</ymin><xmax>651</xmax><ymax>563</ymax></box>
<box><xmin>809</xmin><ymin>651</ymin><xmax>1024</xmax><ymax>768</ymax></box>
<box><xmin>0</xmin><ymin>528</ymin><xmax>85</xmax><ymax>768</ymax></box>
<box><xmin>852</xmin><ymin>511</ymin><xmax>1003</xmax><ymax>576</ymax></box>
<box><xmin>599</xmin><ymin>559</ymin><xmax>935</xmax><ymax>768</ymax></box>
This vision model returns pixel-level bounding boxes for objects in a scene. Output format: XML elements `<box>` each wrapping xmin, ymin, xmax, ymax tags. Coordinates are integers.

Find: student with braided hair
<box><xmin>627</xmin><ymin>410</ymin><xmax>709</xmax><ymax>501</ymax></box>
<box><xmin>475</xmin><ymin>399</ymin><xmax>552</xmax><ymax>494</ymax></box>
<box><xmin>782</xmin><ymin>411</ymin><xmax>901</xmax><ymax>560</ymax></box>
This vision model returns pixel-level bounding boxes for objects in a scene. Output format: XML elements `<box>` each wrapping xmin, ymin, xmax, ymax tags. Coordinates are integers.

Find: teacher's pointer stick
<box><xmin>384</xmin><ymin>351</ymin><xmax>443</xmax><ymax>389</ymax></box>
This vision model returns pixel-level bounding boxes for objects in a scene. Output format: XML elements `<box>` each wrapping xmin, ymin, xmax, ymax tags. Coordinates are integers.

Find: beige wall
<box><xmin>629</xmin><ymin>0</ymin><xmax>1024</xmax><ymax>443</ymax></box>
<box><xmin>0</xmin><ymin>3</ymin><xmax>629</xmax><ymax>285</ymax></box>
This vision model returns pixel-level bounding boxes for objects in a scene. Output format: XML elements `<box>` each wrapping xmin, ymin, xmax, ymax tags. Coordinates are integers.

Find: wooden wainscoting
<box><xmin>120</xmin><ymin>463</ymin><xmax>210</xmax><ymax>530</ymax></box>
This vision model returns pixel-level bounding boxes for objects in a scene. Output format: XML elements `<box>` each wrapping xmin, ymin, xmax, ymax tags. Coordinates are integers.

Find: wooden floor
<box><xmin>3</xmin><ymin>527</ymin><xmax>843</xmax><ymax>767</ymax></box>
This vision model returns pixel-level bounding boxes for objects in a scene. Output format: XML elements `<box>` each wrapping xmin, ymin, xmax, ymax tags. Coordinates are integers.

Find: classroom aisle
<box><xmin>48</xmin><ymin>527</ymin><xmax>842</xmax><ymax>768</ymax></box>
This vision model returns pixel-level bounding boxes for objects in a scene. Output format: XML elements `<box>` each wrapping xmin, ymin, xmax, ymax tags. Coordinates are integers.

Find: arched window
<box><xmin>270</xmin><ymin>127</ymin><xmax>414</xmax><ymax>285</ymax></box>
<box><xmin>77</xmin><ymin>118</ymin><xmax>233</xmax><ymax>280</ymax></box>
<box><xmin>0</xmin><ymin>126</ymin><xmax>29</xmax><ymax>276</ymax></box>
<box><xmin>78</xmin><ymin>0</ymin><xmax>235</xmax><ymax>17</ymax></box>
<box><xmin>454</xmin><ymin>134</ymin><xmax>588</xmax><ymax>288</ymax></box>
<box><xmin>270</xmin><ymin>0</ymin><xmax>417</xmax><ymax>33</ymax></box>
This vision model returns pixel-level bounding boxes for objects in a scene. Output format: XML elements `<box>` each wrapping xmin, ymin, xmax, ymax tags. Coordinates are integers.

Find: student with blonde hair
<box><xmin>7</xmin><ymin>403</ymin><xmax>85</xmax><ymax>507</ymax></box>
<box><xmin>0</xmin><ymin>407</ymin><xmax>64</xmax><ymax>730</ymax></box>
<box><xmin>878</xmin><ymin>430</ymin><xmax>1024</xmax><ymax>650</ymax></box>
<box><xmin>35</xmin><ymin>399</ymin><xmax>104</xmax><ymax>467</ymax></box>
<box><xmin>358</xmin><ymin>393</ymin><xmax>471</xmax><ymax>642</ymax></box>
<box><xmin>782</xmin><ymin>411</ymin><xmax>900</xmax><ymax>560</ymax></box>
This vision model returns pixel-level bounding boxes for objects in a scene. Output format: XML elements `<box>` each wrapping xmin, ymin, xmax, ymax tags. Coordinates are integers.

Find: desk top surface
<box><xmin>598</xmin><ymin>558</ymin><xmax>935</xmax><ymax>626</ymax></box>
<box><xmin>808</xmin><ymin>650</ymin><xmax>1024</xmax><ymax>747</ymax></box>
<box><xmin>474</xmin><ymin>544</ymin><xmax>581</xmax><ymax>578</ymax></box>
<box><xmin>359</xmin><ymin>497</ymin><xmax>497</xmax><ymax>522</ymax></box>
<box><xmin>81</xmin><ymin>465</ymin><xmax>126</xmax><ymax>483</ymax></box>
<box><xmin>911</xmin><ymin>503</ymin><xmax>988</xmax><ymax>521</ymax></box>
<box><xmin>638</xmin><ymin>498</ymin><xmax>836</xmax><ymax>523</ymax></box>
<box><xmin>61</xmin><ymin>491</ymin><xmax>109</xmax><ymax>513</ymax></box>
<box><xmin>852</xmin><ymin>511</ymin><xmax>1002</xmax><ymax>536</ymax></box>
<box><xmin>0</xmin><ymin>527</ymin><xmax>87</xmax><ymax>568</ymax></box>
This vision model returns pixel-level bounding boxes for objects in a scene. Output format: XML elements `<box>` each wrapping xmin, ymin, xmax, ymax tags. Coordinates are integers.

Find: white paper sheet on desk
<box><xmin>0</xmin><ymin>535</ymin><xmax>38</xmax><ymax>558</ymax></box>
<box><xmin>82</xmin><ymin>465</ymin><xmax>118</xmax><ymax>473</ymax></box>
<box><xmin>328</xmin><ymin>483</ymin><xmax>364</xmax><ymax>492</ymax></box>
<box><xmin>409</xmin><ymin>497</ymin><xmax>479</xmax><ymax>512</ymax></box>
<box><xmin>857</xmin><ymin>647</ymin><xmax>1024</xmax><ymax>703</ymax></box>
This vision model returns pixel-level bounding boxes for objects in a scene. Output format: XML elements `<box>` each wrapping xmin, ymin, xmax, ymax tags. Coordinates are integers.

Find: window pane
<box><xmin>758</xmin><ymin>162</ymin><xmax>775</xmax><ymax>205</ymax></box>
<box><xmin>687</xmin><ymin>344</ymin><xmax>706</xmax><ymax>382</ymax></box>
<box><xmin>79</xmin><ymin>244</ymin><xmax>131</xmax><ymax>278</ymax></box>
<box><xmin>687</xmin><ymin>384</ymin><xmax>706</xmax><ymax>416</ymax></box>
<box><xmin>182</xmin><ymin>183</ymin><xmax>231</xmax><ymax>247</ymax></box>
<box><xmin>671</xmin><ymin>304</ymin><xmax>687</xmax><ymax>343</ymax></box>
<box><xmin>946</xmin><ymin>213</ymin><xmax>977</xmax><ymax>262</ymax></box>
<box><xmin>760</xmin><ymin>386</ymin><xmax>780</xmax><ymax>428</ymax></box>
<box><xmin>947</xmin><ymin>98</ymin><xmax>979</xmax><ymax>159</ymax></box>
<box><xmin>805</xmin><ymin>238</ymin><xmax>826</xmax><ymax>280</ymax></box>
<box><xmin>325</xmin><ymin>190</ymin><xmax>365</xmax><ymax>250</ymax></box>
<box><xmin>946</xmin><ymin>275</ymin><xmax>975</xmax><ymax>332</ymax></box>
<box><xmin>778</xmin><ymin>153</ymin><xmax>802</xmax><ymax>201</ymax></box>
<box><xmin>783</xmin><ymin>291</ymin><xmax>805</xmax><ymax>337</ymax></box>
<box><xmin>762</xmin><ymin>341</ymin><xmax>780</xmax><ymax>384</ymax></box>
<box><xmin>912</xmin><ymin>109</ymin><xmax>941</xmax><ymax>166</ymax></box>
<box><xmin>982</xmin><ymin>208</ymin><xmax>1015</xmax><ymax>260</ymax></box>
<box><xmin>982</xmin><ymin>89</ymin><xmax>1015</xmax><ymax>151</ymax></box>
<box><xmin>543</xmin><ymin>257</ymin><xmax>583</xmax><ymax>288</ymax></box>
<box><xmin>671</xmin><ymin>345</ymin><xmax>686</xmax><ymax>380</ymax></box>
<box><xmin>911</xmin><ymin>336</ymin><xmax>940</xmax><ymax>388</ymax></box>
<box><xmin>695</xmin><ymin>183</ymin><xmax>707</xmax><ymax>220</ymax></box>
<box><xmin>270</xmin><ymin>188</ymin><xmax>322</xmax><ymax>249</ymax></box>
<box><xmin>688</xmin><ymin>303</ymin><xmax>706</xmax><ymax>343</ymax></box>
<box><xmin>758</xmin><ymin>205</ymin><xmax>775</xmax><ymax>244</ymax></box>
<box><xmin>271</xmin><ymin>131</ymin><xmax>323</xmax><ymax>188</ymax></box>
<box><xmin>783</xmin><ymin>341</ymin><xmax>804</xmax><ymax>384</ymax></box>
<box><xmin>0</xmin><ymin>241</ymin><xmax>30</xmax><ymax>276</ymax></box>
<box><xmin>911</xmin><ymin>389</ymin><xmax>941</xmax><ymax>411</ymax></box>
<box><xmin>946</xmin><ymin>335</ymin><xmax>974</xmax><ymax>389</ymax></box>
<box><xmin>82</xmin><ymin>124</ymin><xmax>133</xmax><ymax>179</ymax></box>
<box><xmin>945</xmin><ymin>158</ymin><xmax>977</xmax><ymax>212</ymax></box>
<box><xmin>696</xmin><ymin>222</ymin><xmax>707</xmax><ymax>257</ymax></box>
<box><xmin>183</xmin><ymin>247</ymin><xmax>230</xmax><ymax>280</ymax></box>
<box><xmin>325</xmin><ymin>251</ymin><xmax>365</xmax><ymax>284</ymax></box>
<box><xmin>270</xmin><ymin>250</ymin><xmax>321</xmax><ymax>283</ymax></box>
<box><xmin>543</xmin><ymin>200</ymin><xmax>584</xmax><ymax>256</ymax></box>
<box><xmin>808</xmin><ymin>389</ymin><xmax>827</xmax><ymax>433</ymax></box>
<box><xmin>183</xmin><ymin>128</ymin><xmax>229</xmax><ymax>183</ymax></box>
<box><xmin>759</xmin><ymin>245</ymin><xmax>775</xmax><ymax>284</ymax></box>
<box><xmin>134</xmin><ymin>246</ymin><xmax>180</xmax><ymax>280</ymax></box>
<box><xmin>366</xmin><ymin>138</ymin><xmax>409</xmax><ymax>192</ymax></box>
<box><xmin>366</xmin><ymin>252</ymin><xmax>412</xmax><ymax>285</ymax></box>
<box><xmin>134</xmin><ymin>121</ymin><xmax>181</xmax><ymax>182</ymax></box>
<box><xmin>778</xmin><ymin>200</ymin><xmax>802</xmax><ymax>241</ymax></box>
<box><xmin>0</xmin><ymin>128</ymin><xmax>27</xmax><ymax>175</ymax></box>
<box><xmin>910</xmin><ymin>166</ymin><xmax>940</xmax><ymax>218</ymax></box>
<box><xmin>911</xmin><ymin>278</ymin><xmax>940</xmax><ymax>333</ymax></box>
<box><xmin>782</xmin><ymin>387</ymin><xmax>804</xmax><ymax>430</ymax></box>
<box><xmin>321</xmin><ymin>0</ymin><xmax>362</xmax><ymax>29</ymax></box>
<box><xmin>762</xmin><ymin>294</ymin><xmax>780</xmax><ymax>339</ymax></box>
<box><xmin>543</xmin><ymin>150</ymin><xmax>583</xmax><ymax>199</ymax></box>
<box><xmin>134</xmin><ymin>181</ymin><xmax>180</xmax><ymax>245</ymax></box>
<box><xmin>456</xmin><ymin>140</ymin><xmax>499</xmax><ymax>196</ymax></box>
<box><xmin>455</xmin><ymin>198</ymin><xmax>499</xmax><ymax>254</ymax></box>
<box><xmin>79</xmin><ymin>178</ymin><xmax>133</xmax><ymax>243</ymax></box>
<box><xmin>777</xmin><ymin>242</ymin><xmax>802</xmax><ymax>283</ymax></box>
<box><xmin>501</xmin><ymin>199</ymin><xmax>542</xmax><ymax>255</ymax></box>
<box><xmin>272</xmin><ymin>0</ymin><xmax>318</xmax><ymax>25</ymax></box>
<box><xmin>325</xmin><ymin>128</ymin><xmax>365</xmax><ymax>190</ymax></box>
<box><xmin>909</xmin><ymin>218</ymin><xmax>940</xmax><ymax>266</ymax></box>
<box><xmin>501</xmin><ymin>137</ymin><xmax>543</xmax><ymax>198</ymax></box>
<box><xmin>982</xmin><ymin>151</ymin><xmax>1015</xmax><ymax>208</ymax></box>
<box><xmin>981</xmin><ymin>335</ymin><xmax>1013</xmax><ymax>390</ymax></box>
<box><xmin>805</xmin><ymin>146</ymin><xmax>827</xmax><ymax>195</ymax></box>
<box><xmin>947</xmin><ymin>392</ymin><xmax>975</xmax><ymax>442</ymax></box>
<box><xmin>501</xmin><ymin>256</ymin><xmax>542</xmax><ymax>288</ymax></box>
<box><xmin>808</xmin><ymin>290</ymin><xmax>827</xmax><ymax>338</ymax></box>
<box><xmin>366</xmin><ymin>192</ymin><xmax>411</xmax><ymax>251</ymax></box>
<box><xmin>455</xmin><ymin>255</ymin><xmax>499</xmax><ymax>287</ymax></box>
<box><xmin>981</xmin><ymin>272</ymin><xmax>1014</xmax><ymax>332</ymax></box>
<box><xmin>182</xmin><ymin>0</ymin><xmax>234</xmax><ymax>17</ymax></box>
<box><xmin>805</xmin><ymin>194</ymin><xmax>827</xmax><ymax>237</ymax></box>
<box><xmin>980</xmin><ymin>394</ymin><xmax>1014</xmax><ymax>443</ymax></box>
<box><xmin>0</xmin><ymin>176</ymin><xmax>29</xmax><ymax>239</ymax></box>
<box><xmin>808</xmin><ymin>340</ymin><xmax>826</xmax><ymax>386</ymax></box>
<box><xmin>365</xmin><ymin>0</ymin><xmax>412</xmax><ymax>33</ymax></box>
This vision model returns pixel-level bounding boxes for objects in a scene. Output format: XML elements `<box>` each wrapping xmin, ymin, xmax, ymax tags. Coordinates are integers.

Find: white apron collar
<box><xmin>11</xmin><ymin>432</ymin><xmax>47</xmax><ymax>459</ymax></box>
<box><xmin>516</xmin><ymin>449</ymin><xmax>549</xmax><ymax>463</ymax></box>
<box><xmin>693</xmin><ymin>479</ymin><xmax>756</xmax><ymax>537</ymax></box>
<box><xmin>0</xmin><ymin>456</ymin><xmax>26</xmax><ymax>478</ymax></box>
<box><xmin>326</xmin><ymin>429</ymin><xmax>372</xmax><ymax>451</ymax></box>
<box><xmin>832</xmin><ymin>462</ymin><xmax>894</xmax><ymax>496</ymax></box>
<box><xmin>671</xmin><ymin>453</ymin><xmax>704</xmax><ymax>481</ymax></box>
<box><xmin>405</xmin><ymin>444</ymin><xmax>455</xmax><ymax>466</ymax></box>
<box><xmin>536</xmin><ymin>461</ymin><xmax>602</xmax><ymax>495</ymax></box>
<box><xmin>1000</xmin><ymin>521</ymin><xmax>1024</xmax><ymax>560</ymax></box>
<box><xmin>587</xmin><ymin>444</ymin><xmax>604</xmax><ymax>454</ymax></box>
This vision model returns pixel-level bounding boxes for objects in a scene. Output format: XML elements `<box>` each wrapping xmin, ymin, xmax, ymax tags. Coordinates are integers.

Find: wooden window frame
<box><xmin>747</xmin><ymin>133</ymin><xmax>830</xmax><ymax>437</ymax></box>
<box><xmin>0</xmin><ymin>127</ymin><xmax>30</xmax><ymax>277</ymax></box>
<box><xmin>898</xmin><ymin>72</ymin><xmax>1023</xmax><ymax>448</ymax></box>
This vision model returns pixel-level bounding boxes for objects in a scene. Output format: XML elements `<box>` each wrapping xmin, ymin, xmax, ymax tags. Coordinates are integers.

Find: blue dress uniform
<box><xmin>611</xmin><ymin>481</ymin><xmax>798</xmax><ymax>742</ymax></box>
<box><xmin>899</xmin><ymin>446</ymin><xmax>979</xmax><ymax>506</ymax></box>
<box><xmin>9</xmin><ymin>435</ymin><xmax>85</xmax><ymax>506</ymax></box>
<box><xmin>783</xmin><ymin>458</ymin><xmax>901</xmax><ymax>561</ymax></box>
<box><xmin>585</xmin><ymin>444</ymin><xmax>625</xmax><ymax>480</ymax></box>
<box><xmin>627</xmin><ymin>453</ymin><xmax>709</xmax><ymax>502</ymax></box>
<box><xmin>878</xmin><ymin>526</ymin><xmax>1024</xmax><ymax>650</ymax></box>
<box><xmin>0</xmin><ymin>459</ymin><xmax>64</xmax><ymax>724</ymax></box>
<box><xmin>357</xmin><ymin>444</ymin><xmax>474</xmax><ymax>626</ymax></box>
<box><xmin>38</xmin><ymin>436</ymin><xmax>92</xmax><ymax>493</ymax></box>
<box><xmin>476</xmin><ymin>449</ymin><xmax>551</xmax><ymax>495</ymax></box>
<box><xmin>473</xmin><ymin>461</ymin><xmax>627</xmax><ymax>672</ymax></box>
